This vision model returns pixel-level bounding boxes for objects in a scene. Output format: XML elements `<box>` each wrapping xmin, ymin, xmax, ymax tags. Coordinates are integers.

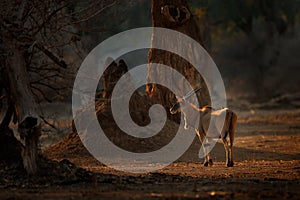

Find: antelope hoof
<box><xmin>204</xmin><ymin>159</ymin><xmax>213</xmax><ymax>167</ymax></box>
<box><xmin>203</xmin><ymin>161</ymin><xmax>209</xmax><ymax>167</ymax></box>
<box><xmin>226</xmin><ymin>161</ymin><xmax>234</xmax><ymax>167</ymax></box>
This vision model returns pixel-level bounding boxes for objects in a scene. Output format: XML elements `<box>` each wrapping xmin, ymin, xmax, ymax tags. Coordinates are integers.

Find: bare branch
<box><xmin>31</xmin><ymin>85</ymin><xmax>53</xmax><ymax>103</ymax></box>
<box><xmin>31</xmin><ymin>81</ymin><xmax>62</xmax><ymax>93</ymax></box>
<box><xmin>30</xmin><ymin>73</ymin><xmax>60</xmax><ymax>84</ymax></box>
<box><xmin>35</xmin><ymin>42</ymin><xmax>67</xmax><ymax>68</ymax></box>
<box><xmin>68</xmin><ymin>1</ymin><xmax>104</xmax><ymax>16</ymax></box>
<box><xmin>39</xmin><ymin>115</ymin><xmax>58</xmax><ymax>130</ymax></box>
<box><xmin>31</xmin><ymin>3</ymin><xmax>67</xmax><ymax>37</ymax></box>
<box><xmin>72</xmin><ymin>1</ymin><xmax>116</xmax><ymax>24</ymax></box>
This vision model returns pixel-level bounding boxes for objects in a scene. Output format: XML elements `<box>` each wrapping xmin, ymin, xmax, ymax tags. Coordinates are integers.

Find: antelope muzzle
<box><xmin>170</xmin><ymin>102</ymin><xmax>181</xmax><ymax>114</ymax></box>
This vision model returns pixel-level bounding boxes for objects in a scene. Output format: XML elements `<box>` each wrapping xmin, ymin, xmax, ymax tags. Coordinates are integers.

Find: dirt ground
<box><xmin>0</xmin><ymin>108</ymin><xmax>299</xmax><ymax>199</ymax></box>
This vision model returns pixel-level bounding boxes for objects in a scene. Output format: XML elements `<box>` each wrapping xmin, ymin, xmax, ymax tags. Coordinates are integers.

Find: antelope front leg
<box><xmin>203</xmin><ymin>141</ymin><xmax>213</xmax><ymax>167</ymax></box>
<box><xmin>196</xmin><ymin>130</ymin><xmax>213</xmax><ymax>167</ymax></box>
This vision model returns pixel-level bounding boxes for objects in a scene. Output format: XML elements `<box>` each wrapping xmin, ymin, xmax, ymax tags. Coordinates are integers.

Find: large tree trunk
<box><xmin>147</xmin><ymin>0</ymin><xmax>210</xmax><ymax>114</ymax></box>
<box><xmin>0</xmin><ymin>103</ymin><xmax>23</xmax><ymax>168</ymax></box>
<box><xmin>5</xmin><ymin>41</ymin><xmax>41</xmax><ymax>175</ymax></box>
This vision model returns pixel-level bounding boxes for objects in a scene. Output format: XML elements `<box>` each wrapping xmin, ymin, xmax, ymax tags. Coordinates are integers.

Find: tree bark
<box><xmin>0</xmin><ymin>101</ymin><xmax>14</xmax><ymax>130</ymax></box>
<box><xmin>147</xmin><ymin>0</ymin><xmax>210</xmax><ymax>113</ymax></box>
<box><xmin>100</xmin><ymin>58</ymin><xmax>128</xmax><ymax>100</ymax></box>
<box><xmin>5</xmin><ymin>41</ymin><xmax>41</xmax><ymax>175</ymax></box>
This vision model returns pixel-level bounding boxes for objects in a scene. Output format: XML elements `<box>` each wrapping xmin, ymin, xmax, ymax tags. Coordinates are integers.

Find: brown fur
<box><xmin>170</xmin><ymin>101</ymin><xmax>237</xmax><ymax>167</ymax></box>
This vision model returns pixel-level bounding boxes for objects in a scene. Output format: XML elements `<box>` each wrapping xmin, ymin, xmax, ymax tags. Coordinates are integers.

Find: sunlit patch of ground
<box><xmin>4</xmin><ymin>107</ymin><xmax>298</xmax><ymax>199</ymax></box>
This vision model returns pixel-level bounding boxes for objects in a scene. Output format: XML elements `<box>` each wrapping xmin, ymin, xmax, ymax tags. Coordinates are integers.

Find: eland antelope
<box><xmin>170</xmin><ymin>88</ymin><xmax>237</xmax><ymax>167</ymax></box>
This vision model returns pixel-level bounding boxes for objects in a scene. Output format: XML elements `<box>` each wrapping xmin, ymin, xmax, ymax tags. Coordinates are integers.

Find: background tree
<box><xmin>146</xmin><ymin>0</ymin><xmax>211</xmax><ymax>120</ymax></box>
<box><xmin>0</xmin><ymin>0</ymin><xmax>131</xmax><ymax>175</ymax></box>
<box><xmin>188</xmin><ymin>0</ymin><xmax>300</xmax><ymax>99</ymax></box>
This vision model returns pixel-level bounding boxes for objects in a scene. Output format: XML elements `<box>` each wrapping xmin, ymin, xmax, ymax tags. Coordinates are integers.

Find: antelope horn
<box><xmin>183</xmin><ymin>87</ymin><xmax>201</xmax><ymax>100</ymax></box>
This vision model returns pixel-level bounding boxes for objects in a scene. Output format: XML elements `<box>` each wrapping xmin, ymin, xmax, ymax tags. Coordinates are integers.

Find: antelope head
<box><xmin>170</xmin><ymin>87</ymin><xmax>201</xmax><ymax>114</ymax></box>
<box><xmin>170</xmin><ymin>97</ymin><xmax>184</xmax><ymax>114</ymax></box>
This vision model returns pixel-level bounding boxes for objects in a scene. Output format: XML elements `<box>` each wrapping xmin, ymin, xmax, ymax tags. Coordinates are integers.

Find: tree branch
<box><xmin>72</xmin><ymin>1</ymin><xmax>116</xmax><ymax>24</ymax></box>
<box><xmin>39</xmin><ymin>115</ymin><xmax>58</xmax><ymax>131</ymax></box>
<box><xmin>31</xmin><ymin>85</ymin><xmax>53</xmax><ymax>103</ymax></box>
<box><xmin>31</xmin><ymin>3</ymin><xmax>67</xmax><ymax>37</ymax></box>
<box><xmin>35</xmin><ymin>42</ymin><xmax>67</xmax><ymax>68</ymax></box>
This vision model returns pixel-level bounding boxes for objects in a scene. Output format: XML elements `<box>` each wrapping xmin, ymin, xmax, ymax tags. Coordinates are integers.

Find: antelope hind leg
<box><xmin>227</xmin><ymin>111</ymin><xmax>237</xmax><ymax>167</ymax></box>
<box><xmin>227</xmin><ymin>142</ymin><xmax>234</xmax><ymax>167</ymax></box>
<box><xmin>222</xmin><ymin>132</ymin><xmax>232</xmax><ymax>167</ymax></box>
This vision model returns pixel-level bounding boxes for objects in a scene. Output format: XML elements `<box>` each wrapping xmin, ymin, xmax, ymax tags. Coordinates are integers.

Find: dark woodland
<box><xmin>0</xmin><ymin>0</ymin><xmax>299</xmax><ymax>199</ymax></box>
